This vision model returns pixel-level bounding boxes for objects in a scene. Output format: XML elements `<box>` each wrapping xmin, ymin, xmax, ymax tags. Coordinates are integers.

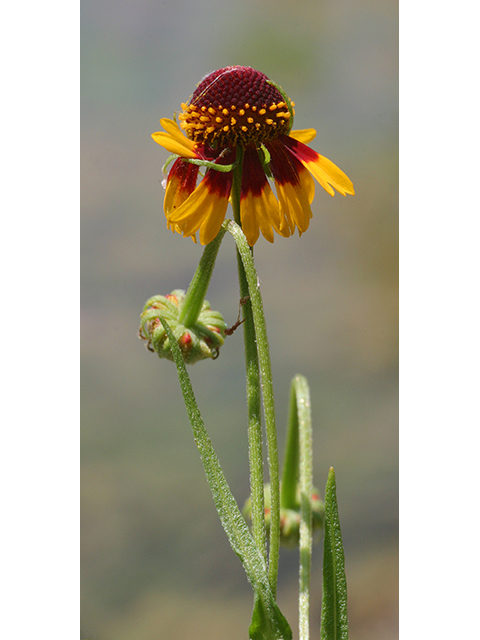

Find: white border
<box><xmin>2</xmin><ymin>4</ymin><xmax>79</xmax><ymax>637</ymax></box>
<box><xmin>400</xmin><ymin>1</ymin><xmax>479</xmax><ymax>636</ymax></box>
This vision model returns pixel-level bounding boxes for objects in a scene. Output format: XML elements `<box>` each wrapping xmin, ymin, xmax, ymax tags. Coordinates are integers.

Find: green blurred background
<box><xmin>81</xmin><ymin>0</ymin><xmax>398</xmax><ymax>638</ymax></box>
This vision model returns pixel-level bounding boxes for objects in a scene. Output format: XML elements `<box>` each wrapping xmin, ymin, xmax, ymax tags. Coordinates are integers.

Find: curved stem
<box><xmin>225</xmin><ymin>217</ymin><xmax>281</xmax><ymax>597</ymax></box>
<box><xmin>159</xmin><ymin>317</ymin><xmax>292</xmax><ymax>640</ymax></box>
<box><xmin>230</xmin><ymin>147</ymin><xmax>267</xmax><ymax>565</ymax></box>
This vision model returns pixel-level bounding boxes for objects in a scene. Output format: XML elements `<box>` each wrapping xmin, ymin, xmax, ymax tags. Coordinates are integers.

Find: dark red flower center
<box><xmin>179</xmin><ymin>66</ymin><xmax>294</xmax><ymax>148</ymax></box>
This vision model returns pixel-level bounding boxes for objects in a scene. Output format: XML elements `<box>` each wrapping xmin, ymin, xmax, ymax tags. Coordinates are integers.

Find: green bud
<box><xmin>243</xmin><ymin>483</ymin><xmax>324</xmax><ymax>547</ymax></box>
<box><xmin>139</xmin><ymin>289</ymin><xmax>227</xmax><ymax>364</ymax></box>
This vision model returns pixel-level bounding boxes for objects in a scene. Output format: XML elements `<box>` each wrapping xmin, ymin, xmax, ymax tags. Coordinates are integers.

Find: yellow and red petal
<box><xmin>281</xmin><ymin>135</ymin><xmax>355</xmax><ymax>197</ymax></box>
<box><xmin>152</xmin><ymin>118</ymin><xmax>199</xmax><ymax>159</ymax></box>
<box><xmin>266</xmin><ymin>140</ymin><xmax>314</xmax><ymax>236</ymax></box>
<box><xmin>164</xmin><ymin>158</ymin><xmax>200</xmax><ymax>215</ymax></box>
<box><xmin>167</xmin><ymin>168</ymin><xmax>233</xmax><ymax>245</ymax></box>
<box><xmin>240</xmin><ymin>145</ymin><xmax>286</xmax><ymax>245</ymax></box>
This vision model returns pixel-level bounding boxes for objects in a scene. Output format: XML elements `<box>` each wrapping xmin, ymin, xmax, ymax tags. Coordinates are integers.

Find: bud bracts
<box><xmin>139</xmin><ymin>289</ymin><xmax>227</xmax><ymax>364</ymax></box>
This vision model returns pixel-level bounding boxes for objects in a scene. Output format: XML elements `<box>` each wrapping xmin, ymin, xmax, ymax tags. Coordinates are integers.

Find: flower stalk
<box><xmin>160</xmin><ymin>316</ymin><xmax>292</xmax><ymax>640</ymax></box>
<box><xmin>225</xmin><ymin>217</ymin><xmax>281</xmax><ymax>597</ymax></box>
<box><xmin>292</xmin><ymin>376</ymin><xmax>314</xmax><ymax>640</ymax></box>
<box><xmin>230</xmin><ymin>147</ymin><xmax>267</xmax><ymax>564</ymax></box>
<box><xmin>178</xmin><ymin>226</ymin><xmax>227</xmax><ymax>327</ymax></box>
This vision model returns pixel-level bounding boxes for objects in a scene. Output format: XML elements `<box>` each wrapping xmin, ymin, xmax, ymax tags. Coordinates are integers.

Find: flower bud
<box><xmin>243</xmin><ymin>483</ymin><xmax>324</xmax><ymax>547</ymax></box>
<box><xmin>139</xmin><ymin>289</ymin><xmax>227</xmax><ymax>364</ymax></box>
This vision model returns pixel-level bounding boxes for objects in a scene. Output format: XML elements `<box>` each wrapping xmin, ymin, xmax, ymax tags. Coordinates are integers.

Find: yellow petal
<box><xmin>152</xmin><ymin>119</ymin><xmax>198</xmax><ymax>159</ymax></box>
<box><xmin>298</xmin><ymin>164</ymin><xmax>316</xmax><ymax>204</ymax></box>
<box><xmin>199</xmin><ymin>200</ymin><xmax>230</xmax><ymax>245</ymax></box>
<box><xmin>240</xmin><ymin>193</ymin><xmax>260</xmax><ymax>246</ymax></box>
<box><xmin>167</xmin><ymin>178</ymin><xmax>229</xmax><ymax>245</ymax></box>
<box><xmin>151</xmin><ymin>132</ymin><xmax>197</xmax><ymax>158</ymax></box>
<box><xmin>289</xmin><ymin>128</ymin><xmax>317</xmax><ymax>144</ymax></box>
<box><xmin>276</xmin><ymin>180</ymin><xmax>312</xmax><ymax>236</ymax></box>
<box><xmin>257</xmin><ymin>186</ymin><xmax>283</xmax><ymax>242</ymax></box>
<box><xmin>303</xmin><ymin>154</ymin><xmax>355</xmax><ymax>197</ymax></box>
<box><xmin>241</xmin><ymin>182</ymin><xmax>283</xmax><ymax>245</ymax></box>
<box><xmin>159</xmin><ymin>118</ymin><xmax>186</xmax><ymax>137</ymax></box>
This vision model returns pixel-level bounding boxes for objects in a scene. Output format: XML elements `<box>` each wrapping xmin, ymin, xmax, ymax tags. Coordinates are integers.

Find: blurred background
<box><xmin>81</xmin><ymin>0</ymin><xmax>398</xmax><ymax>638</ymax></box>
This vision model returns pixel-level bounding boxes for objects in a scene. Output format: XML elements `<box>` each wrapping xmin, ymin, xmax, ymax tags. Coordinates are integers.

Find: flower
<box><xmin>152</xmin><ymin>66</ymin><xmax>354</xmax><ymax>246</ymax></box>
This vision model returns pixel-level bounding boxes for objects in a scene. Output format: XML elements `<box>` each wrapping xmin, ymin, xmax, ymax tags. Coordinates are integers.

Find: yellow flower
<box><xmin>152</xmin><ymin>66</ymin><xmax>354</xmax><ymax>246</ymax></box>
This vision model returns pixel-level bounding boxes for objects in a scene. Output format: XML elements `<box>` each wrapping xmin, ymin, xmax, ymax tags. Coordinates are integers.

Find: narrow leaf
<box><xmin>321</xmin><ymin>467</ymin><xmax>349</xmax><ymax>640</ymax></box>
<box><xmin>280</xmin><ymin>381</ymin><xmax>300</xmax><ymax>510</ymax></box>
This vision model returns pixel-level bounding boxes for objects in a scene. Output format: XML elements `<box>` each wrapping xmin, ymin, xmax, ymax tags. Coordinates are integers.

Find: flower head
<box><xmin>152</xmin><ymin>66</ymin><xmax>354</xmax><ymax>246</ymax></box>
<box><xmin>139</xmin><ymin>290</ymin><xmax>227</xmax><ymax>364</ymax></box>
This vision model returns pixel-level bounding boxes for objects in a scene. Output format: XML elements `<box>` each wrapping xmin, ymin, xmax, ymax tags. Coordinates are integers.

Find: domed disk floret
<box><xmin>179</xmin><ymin>66</ymin><xmax>294</xmax><ymax>148</ymax></box>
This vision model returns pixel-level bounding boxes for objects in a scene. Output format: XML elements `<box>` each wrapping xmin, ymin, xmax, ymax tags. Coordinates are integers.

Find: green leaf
<box><xmin>162</xmin><ymin>153</ymin><xmax>178</xmax><ymax>174</ymax></box>
<box><xmin>280</xmin><ymin>381</ymin><xmax>300</xmax><ymax>510</ymax></box>
<box><xmin>185</xmin><ymin>157</ymin><xmax>237</xmax><ymax>172</ymax></box>
<box><xmin>249</xmin><ymin>595</ymin><xmax>292</xmax><ymax>640</ymax></box>
<box><xmin>321</xmin><ymin>467</ymin><xmax>349</xmax><ymax>640</ymax></box>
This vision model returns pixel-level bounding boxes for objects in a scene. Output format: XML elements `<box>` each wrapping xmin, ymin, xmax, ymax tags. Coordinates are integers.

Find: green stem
<box><xmin>178</xmin><ymin>226</ymin><xmax>227</xmax><ymax>328</ymax></box>
<box><xmin>225</xmin><ymin>217</ymin><xmax>281</xmax><ymax>597</ymax></box>
<box><xmin>280</xmin><ymin>376</ymin><xmax>313</xmax><ymax>639</ymax></box>
<box><xmin>230</xmin><ymin>148</ymin><xmax>267</xmax><ymax>565</ymax></box>
<box><xmin>160</xmin><ymin>316</ymin><xmax>292</xmax><ymax>640</ymax></box>
<box><xmin>294</xmin><ymin>375</ymin><xmax>313</xmax><ymax>640</ymax></box>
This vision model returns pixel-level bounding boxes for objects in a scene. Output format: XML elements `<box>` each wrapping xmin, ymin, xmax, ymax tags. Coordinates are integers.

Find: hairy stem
<box><xmin>230</xmin><ymin>147</ymin><xmax>267</xmax><ymax>565</ymax></box>
<box><xmin>225</xmin><ymin>217</ymin><xmax>281</xmax><ymax>596</ymax></box>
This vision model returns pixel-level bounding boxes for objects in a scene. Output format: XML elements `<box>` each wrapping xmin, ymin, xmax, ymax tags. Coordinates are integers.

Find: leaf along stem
<box><xmin>321</xmin><ymin>467</ymin><xmax>349</xmax><ymax>640</ymax></box>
